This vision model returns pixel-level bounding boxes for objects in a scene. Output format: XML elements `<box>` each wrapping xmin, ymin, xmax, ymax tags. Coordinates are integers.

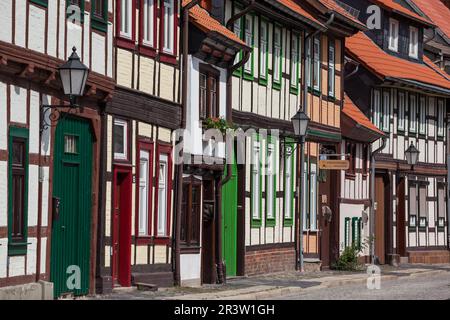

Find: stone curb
<box><xmin>168</xmin><ymin>268</ymin><xmax>449</xmax><ymax>300</ymax></box>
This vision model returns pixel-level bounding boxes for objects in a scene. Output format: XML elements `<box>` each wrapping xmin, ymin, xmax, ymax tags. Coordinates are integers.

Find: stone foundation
<box><xmin>407</xmin><ymin>250</ymin><xmax>450</xmax><ymax>264</ymax></box>
<box><xmin>0</xmin><ymin>281</ymin><xmax>53</xmax><ymax>300</ymax></box>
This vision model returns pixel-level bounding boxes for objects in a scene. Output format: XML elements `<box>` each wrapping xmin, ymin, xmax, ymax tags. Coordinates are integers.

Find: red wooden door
<box><xmin>112</xmin><ymin>167</ymin><xmax>132</xmax><ymax>287</ymax></box>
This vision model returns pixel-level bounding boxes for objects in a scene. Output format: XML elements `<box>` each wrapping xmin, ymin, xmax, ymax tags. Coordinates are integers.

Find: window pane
<box><xmin>64</xmin><ymin>135</ymin><xmax>78</xmax><ymax>154</ymax></box>
<box><xmin>409</xmin><ymin>184</ymin><xmax>417</xmax><ymax>216</ymax></box>
<box><xmin>274</xmin><ymin>28</ymin><xmax>281</xmax><ymax>82</ymax></box>
<box><xmin>199</xmin><ymin>73</ymin><xmax>207</xmax><ymax>119</ymax></box>
<box><xmin>284</xmin><ymin>146</ymin><xmax>293</xmax><ymax>219</ymax></box>
<box><xmin>12</xmin><ymin>174</ymin><xmax>25</xmax><ymax>239</ymax></box>
<box><xmin>191</xmin><ymin>185</ymin><xmax>201</xmax><ymax>244</ymax></box>
<box><xmin>163</xmin><ymin>0</ymin><xmax>174</xmax><ymax>53</ymax></box>
<box><xmin>398</xmin><ymin>92</ymin><xmax>405</xmax><ymax>130</ymax></box>
<box><xmin>157</xmin><ymin>154</ymin><xmax>169</xmax><ymax>236</ymax></box>
<box><xmin>260</xmin><ymin>21</ymin><xmax>267</xmax><ymax>78</ymax></box>
<box><xmin>143</xmin><ymin>0</ymin><xmax>154</xmax><ymax>45</ymax></box>
<box><xmin>244</xmin><ymin>15</ymin><xmax>252</xmax><ymax>73</ymax></box>
<box><xmin>252</xmin><ymin>141</ymin><xmax>260</xmax><ymax>219</ymax></box>
<box><xmin>139</xmin><ymin>151</ymin><xmax>150</xmax><ymax>235</ymax></box>
<box><xmin>113</xmin><ymin>121</ymin><xmax>126</xmax><ymax>158</ymax></box>
<box><xmin>267</xmin><ymin>143</ymin><xmax>275</xmax><ymax>219</ymax></box>
<box><xmin>310</xmin><ymin>168</ymin><xmax>317</xmax><ymax>230</ymax></box>
<box><xmin>12</xmin><ymin>141</ymin><xmax>24</xmax><ymax>166</ymax></box>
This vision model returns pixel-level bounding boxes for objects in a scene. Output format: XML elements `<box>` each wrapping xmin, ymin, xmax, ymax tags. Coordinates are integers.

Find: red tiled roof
<box><xmin>424</xmin><ymin>55</ymin><xmax>450</xmax><ymax>81</ymax></box>
<box><xmin>318</xmin><ymin>0</ymin><xmax>366</xmax><ymax>29</ymax></box>
<box><xmin>343</xmin><ymin>94</ymin><xmax>385</xmax><ymax>136</ymax></box>
<box><xmin>410</xmin><ymin>0</ymin><xmax>450</xmax><ymax>39</ymax></box>
<box><xmin>182</xmin><ymin>0</ymin><xmax>247</xmax><ymax>47</ymax></box>
<box><xmin>277</xmin><ymin>0</ymin><xmax>324</xmax><ymax>27</ymax></box>
<box><xmin>346</xmin><ymin>32</ymin><xmax>450</xmax><ymax>90</ymax></box>
<box><xmin>370</xmin><ymin>0</ymin><xmax>434</xmax><ymax>26</ymax></box>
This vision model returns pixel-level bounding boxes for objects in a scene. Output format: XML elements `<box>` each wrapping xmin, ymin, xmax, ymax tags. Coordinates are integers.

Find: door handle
<box><xmin>61</xmin><ymin>226</ymin><xmax>66</xmax><ymax>230</ymax></box>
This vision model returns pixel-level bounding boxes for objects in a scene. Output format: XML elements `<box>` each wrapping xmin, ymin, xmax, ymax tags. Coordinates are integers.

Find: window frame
<box><xmin>259</xmin><ymin>17</ymin><xmax>269</xmax><ymax>86</ymax></box>
<box><xmin>159</xmin><ymin>0</ymin><xmax>178</xmax><ymax>63</ymax></box>
<box><xmin>312</xmin><ymin>36</ymin><xmax>321</xmax><ymax>93</ymax></box>
<box><xmin>388</xmin><ymin>18</ymin><xmax>399</xmax><ymax>52</ymax></box>
<box><xmin>180</xmin><ymin>178</ymin><xmax>202</xmax><ymax>247</ymax></box>
<box><xmin>140</xmin><ymin>0</ymin><xmax>157</xmax><ymax>54</ymax></box>
<box><xmin>265</xmin><ymin>136</ymin><xmax>277</xmax><ymax>227</ymax></box>
<box><xmin>346</xmin><ymin>141</ymin><xmax>357</xmax><ymax>178</ymax></box>
<box><xmin>136</xmin><ymin>140</ymin><xmax>154</xmax><ymax>239</ymax></box>
<box><xmin>272</xmin><ymin>25</ymin><xmax>283</xmax><ymax>90</ymax></box>
<box><xmin>409</xmin><ymin>93</ymin><xmax>418</xmax><ymax>133</ymax></box>
<box><xmin>8</xmin><ymin>127</ymin><xmax>29</xmax><ymax>256</ymax></box>
<box><xmin>437</xmin><ymin>99</ymin><xmax>445</xmax><ymax>137</ymax></box>
<box><xmin>382</xmin><ymin>90</ymin><xmax>390</xmax><ymax>132</ymax></box>
<box><xmin>251</xmin><ymin>136</ymin><xmax>263</xmax><ymax>228</ymax></box>
<box><xmin>328</xmin><ymin>40</ymin><xmax>335</xmax><ymax>98</ymax></box>
<box><xmin>91</xmin><ymin>0</ymin><xmax>108</xmax><ymax>33</ymax></box>
<box><xmin>113</xmin><ymin>118</ymin><xmax>130</xmax><ymax>161</ymax></box>
<box><xmin>154</xmin><ymin>143</ymin><xmax>173</xmax><ymax>241</ymax></box>
<box><xmin>199</xmin><ymin>64</ymin><xmax>220</xmax><ymax>121</ymax></box>
<box><xmin>232</xmin><ymin>7</ymin><xmax>243</xmax><ymax>77</ymax></box>
<box><xmin>419</xmin><ymin>96</ymin><xmax>426</xmax><ymax>135</ymax></box>
<box><xmin>290</xmin><ymin>32</ymin><xmax>301</xmax><ymax>94</ymax></box>
<box><xmin>398</xmin><ymin>91</ymin><xmax>406</xmax><ymax>131</ymax></box>
<box><xmin>283</xmin><ymin>139</ymin><xmax>295</xmax><ymax>227</ymax></box>
<box><xmin>372</xmin><ymin>89</ymin><xmax>381</xmax><ymax>129</ymax></box>
<box><xmin>243</xmin><ymin>13</ymin><xmax>254</xmax><ymax>81</ymax></box>
<box><xmin>409</xmin><ymin>26</ymin><xmax>419</xmax><ymax>59</ymax></box>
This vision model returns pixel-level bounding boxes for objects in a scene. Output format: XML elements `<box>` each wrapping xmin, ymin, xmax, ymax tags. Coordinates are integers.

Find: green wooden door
<box><xmin>51</xmin><ymin>116</ymin><xmax>93</xmax><ymax>297</ymax></box>
<box><xmin>222</xmin><ymin>153</ymin><xmax>238</xmax><ymax>277</ymax></box>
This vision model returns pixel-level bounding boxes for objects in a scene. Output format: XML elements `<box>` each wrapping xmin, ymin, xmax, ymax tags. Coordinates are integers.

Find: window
<box><xmin>352</xmin><ymin>217</ymin><xmax>362</xmax><ymax>249</ymax></box>
<box><xmin>290</xmin><ymin>33</ymin><xmax>300</xmax><ymax>93</ymax></box>
<box><xmin>259</xmin><ymin>19</ymin><xmax>269</xmax><ymax>84</ymax></box>
<box><xmin>344</xmin><ymin>217</ymin><xmax>351</xmax><ymax>247</ymax></box>
<box><xmin>409</xmin><ymin>26</ymin><xmax>419</xmax><ymax>59</ymax></box>
<box><xmin>346</xmin><ymin>141</ymin><xmax>357</xmax><ymax>176</ymax></box>
<box><xmin>362</xmin><ymin>144</ymin><xmax>369</xmax><ymax>176</ymax></box>
<box><xmin>437</xmin><ymin>184</ymin><xmax>446</xmax><ymax>229</ymax></box>
<box><xmin>233</xmin><ymin>14</ymin><xmax>242</xmax><ymax>72</ymax></box>
<box><xmin>398</xmin><ymin>91</ymin><xmax>406</xmax><ymax>131</ymax></box>
<box><xmin>302</xmin><ymin>161</ymin><xmax>308</xmax><ymax>230</ymax></box>
<box><xmin>64</xmin><ymin>135</ymin><xmax>78</xmax><ymax>154</ymax></box>
<box><xmin>91</xmin><ymin>0</ymin><xmax>108</xmax><ymax>32</ymax></box>
<box><xmin>142</xmin><ymin>0</ymin><xmax>155</xmax><ymax>47</ymax></box>
<box><xmin>137</xmin><ymin>143</ymin><xmax>154</xmax><ymax>237</ymax></box>
<box><xmin>284</xmin><ymin>142</ymin><xmax>295</xmax><ymax>226</ymax></box>
<box><xmin>409</xmin><ymin>94</ymin><xmax>417</xmax><ymax>133</ymax></box>
<box><xmin>313</xmin><ymin>37</ymin><xmax>321</xmax><ymax>92</ymax></box>
<box><xmin>119</xmin><ymin>0</ymin><xmax>133</xmax><ymax>38</ymax></box>
<box><xmin>373</xmin><ymin>89</ymin><xmax>381</xmax><ymax>129</ymax></box>
<box><xmin>273</xmin><ymin>26</ymin><xmax>282</xmax><ymax>88</ymax></box>
<box><xmin>418</xmin><ymin>184</ymin><xmax>427</xmax><ymax>229</ymax></box>
<box><xmin>388</xmin><ymin>18</ymin><xmax>399</xmax><ymax>52</ymax></box>
<box><xmin>180</xmin><ymin>179</ymin><xmax>201</xmax><ymax>246</ymax></box>
<box><xmin>438</xmin><ymin>99</ymin><xmax>445</xmax><ymax>137</ymax></box>
<box><xmin>382</xmin><ymin>90</ymin><xmax>390</xmax><ymax>132</ymax></box>
<box><xmin>266</xmin><ymin>139</ymin><xmax>276</xmax><ymax>226</ymax></box>
<box><xmin>328</xmin><ymin>42</ymin><xmax>335</xmax><ymax>97</ymax></box>
<box><xmin>113</xmin><ymin>119</ymin><xmax>128</xmax><ymax>160</ymax></box>
<box><xmin>306</xmin><ymin>38</ymin><xmax>312</xmax><ymax>88</ymax></box>
<box><xmin>8</xmin><ymin>127</ymin><xmax>29</xmax><ymax>256</ymax></box>
<box><xmin>161</xmin><ymin>0</ymin><xmax>175</xmax><ymax>55</ymax></box>
<box><xmin>251</xmin><ymin>138</ymin><xmax>262</xmax><ymax>227</ymax></box>
<box><xmin>243</xmin><ymin>15</ymin><xmax>254</xmax><ymax>78</ymax></box>
<box><xmin>155</xmin><ymin>147</ymin><xmax>172</xmax><ymax>237</ymax></box>
<box><xmin>199</xmin><ymin>66</ymin><xmax>219</xmax><ymax>120</ymax></box>
<box><xmin>310</xmin><ymin>164</ymin><xmax>317</xmax><ymax>230</ymax></box>
<box><xmin>409</xmin><ymin>182</ymin><xmax>417</xmax><ymax>228</ymax></box>
<box><xmin>419</xmin><ymin>96</ymin><xmax>426</xmax><ymax>135</ymax></box>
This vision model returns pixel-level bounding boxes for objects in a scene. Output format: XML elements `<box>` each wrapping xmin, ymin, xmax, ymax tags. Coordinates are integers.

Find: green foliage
<box><xmin>204</xmin><ymin>117</ymin><xmax>235</xmax><ymax>134</ymax></box>
<box><xmin>332</xmin><ymin>237</ymin><xmax>372</xmax><ymax>271</ymax></box>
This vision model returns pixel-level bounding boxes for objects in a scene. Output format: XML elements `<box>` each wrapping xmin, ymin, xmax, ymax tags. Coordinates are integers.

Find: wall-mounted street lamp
<box><xmin>291</xmin><ymin>109</ymin><xmax>310</xmax><ymax>273</ymax></box>
<box><xmin>405</xmin><ymin>142</ymin><xmax>420</xmax><ymax>168</ymax></box>
<box><xmin>40</xmin><ymin>47</ymin><xmax>89</xmax><ymax>132</ymax></box>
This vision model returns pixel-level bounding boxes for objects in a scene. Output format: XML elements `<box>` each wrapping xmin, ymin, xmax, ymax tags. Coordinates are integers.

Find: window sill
<box><xmin>251</xmin><ymin>219</ymin><xmax>262</xmax><ymax>228</ymax></box>
<box><xmin>243</xmin><ymin>72</ymin><xmax>254</xmax><ymax>81</ymax></box>
<box><xmin>345</xmin><ymin>173</ymin><xmax>356</xmax><ymax>180</ymax></box>
<box><xmin>159</xmin><ymin>52</ymin><xmax>177</xmax><ymax>65</ymax></box>
<box><xmin>273</xmin><ymin>82</ymin><xmax>281</xmax><ymax>91</ymax></box>
<box><xmin>290</xmin><ymin>86</ymin><xmax>299</xmax><ymax>95</ymax></box>
<box><xmin>116</xmin><ymin>37</ymin><xmax>136</xmax><ymax>50</ymax></box>
<box><xmin>259</xmin><ymin>77</ymin><xmax>268</xmax><ymax>86</ymax></box>
<box><xmin>265</xmin><ymin>218</ymin><xmax>276</xmax><ymax>227</ymax></box>
<box><xmin>139</xmin><ymin>45</ymin><xmax>157</xmax><ymax>58</ymax></box>
<box><xmin>180</xmin><ymin>246</ymin><xmax>201</xmax><ymax>254</ymax></box>
<box><xmin>91</xmin><ymin>17</ymin><xmax>108</xmax><ymax>33</ymax></box>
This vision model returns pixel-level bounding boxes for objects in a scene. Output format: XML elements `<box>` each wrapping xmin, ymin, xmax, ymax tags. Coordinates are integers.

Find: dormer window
<box><xmin>389</xmin><ymin>18</ymin><xmax>399</xmax><ymax>52</ymax></box>
<box><xmin>409</xmin><ymin>26</ymin><xmax>419</xmax><ymax>59</ymax></box>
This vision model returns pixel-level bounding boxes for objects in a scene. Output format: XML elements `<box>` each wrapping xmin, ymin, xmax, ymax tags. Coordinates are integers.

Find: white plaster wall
<box><xmin>29</xmin><ymin>90</ymin><xmax>40</xmax><ymax>154</ymax></box>
<box><xmin>28</xmin><ymin>4</ymin><xmax>46</xmax><ymax>54</ymax></box>
<box><xmin>10</xmin><ymin>85</ymin><xmax>27</xmax><ymax>124</ymax></box>
<box><xmin>41</xmin><ymin>166</ymin><xmax>50</xmax><ymax>227</ymax></box>
<box><xmin>0</xmin><ymin>0</ymin><xmax>13</xmax><ymax>43</ymax></box>
<box><xmin>92</xmin><ymin>32</ymin><xmax>106</xmax><ymax>74</ymax></box>
<box><xmin>15</xmin><ymin>0</ymin><xmax>26</xmax><ymax>47</ymax></box>
<box><xmin>339</xmin><ymin>203</ymin><xmax>369</xmax><ymax>256</ymax></box>
<box><xmin>28</xmin><ymin>165</ymin><xmax>39</xmax><ymax>227</ymax></box>
<box><xmin>47</xmin><ymin>0</ymin><xmax>58</xmax><ymax>57</ymax></box>
<box><xmin>0</xmin><ymin>82</ymin><xmax>7</xmax><ymax>150</ymax></box>
<box><xmin>180</xmin><ymin>253</ymin><xmax>201</xmax><ymax>284</ymax></box>
<box><xmin>83</xmin><ymin>12</ymin><xmax>91</xmax><ymax>68</ymax></box>
<box><xmin>26</xmin><ymin>238</ymin><xmax>37</xmax><ymax>275</ymax></box>
<box><xmin>8</xmin><ymin>256</ymin><xmax>25</xmax><ymax>277</ymax></box>
<box><xmin>0</xmin><ymin>162</ymin><xmax>7</xmax><ymax>227</ymax></box>
<box><xmin>41</xmin><ymin>95</ymin><xmax>52</xmax><ymax>157</ymax></box>
<box><xmin>66</xmin><ymin>22</ymin><xmax>83</xmax><ymax>62</ymax></box>
<box><xmin>0</xmin><ymin>238</ymin><xmax>7</xmax><ymax>278</ymax></box>
<box><xmin>40</xmin><ymin>237</ymin><xmax>47</xmax><ymax>275</ymax></box>
<box><xmin>107</xmin><ymin>22</ymin><xmax>114</xmax><ymax>78</ymax></box>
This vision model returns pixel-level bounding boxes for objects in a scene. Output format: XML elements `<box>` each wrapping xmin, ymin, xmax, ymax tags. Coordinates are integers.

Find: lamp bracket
<box><xmin>40</xmin><ymin>103</ymin><xmax>78</xmax><ymax>133</ymax></box>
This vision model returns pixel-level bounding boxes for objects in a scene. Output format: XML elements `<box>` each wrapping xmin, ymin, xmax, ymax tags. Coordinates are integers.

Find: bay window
<box><xmin>251</xmin><ymin>138</ymin><xmax>262</xmax><ymax>227</ymax></box>
<box><xmin>162</xmin><ymin>0</ymin><xmax>175</xmax><ymax>55</ymax></box>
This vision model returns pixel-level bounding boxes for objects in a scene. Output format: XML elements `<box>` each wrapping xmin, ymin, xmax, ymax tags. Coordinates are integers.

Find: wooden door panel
<box><xmin>375</xmin><ymin>176</ymin><xmax>385</xmax><ymax>264</ymax></box>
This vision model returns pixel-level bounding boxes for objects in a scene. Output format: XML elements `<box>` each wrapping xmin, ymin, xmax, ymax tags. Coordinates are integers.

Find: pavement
<box><xmin>87</xmin><ymin>263</ymin><xmax>450</xmax><ymax>300</ymax></box>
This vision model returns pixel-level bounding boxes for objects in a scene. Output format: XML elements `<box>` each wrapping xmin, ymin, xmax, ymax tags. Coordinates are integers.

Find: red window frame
<box><xmin>153</xmin><ymin>143</ymin><xmax>173</xmax><ymax>244</ymax></box>
<box><xmin>159</xmin><ymin>0</ymin><xmax>178</xmax><ymax>65</ymax></box>
<box><xmin>115</xmin><ymin>0</ymin><xmax>136</xmax><ymax>50</ymax></box>
<box><xmin>135</xmin><ymin>140</ymin><xmax>154</xmax><ymax>243</ymax></box>
<box><xmin>139</xmin><ymin>0</ymin><xmax>158</xmax><ymax>57</ymax></box>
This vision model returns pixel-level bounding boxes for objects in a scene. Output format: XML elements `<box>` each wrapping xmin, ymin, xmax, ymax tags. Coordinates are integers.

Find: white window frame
<box><xmin>291</xmin><ymin>33</ymin><xmax>299</xmax><ymax>89</ymax></box>
<box><xmin>383</xmin><ymin>90</ymin><xmax>390</xmax><ymax>132</ymax></box>
<box><xmin>313</xmin><ymin>37</ymin><xmax>321</xmax><ymax>91</ymax></box>
<box><xmin>273</xmin><ymin>26</ymin><xmax>282</xmax><ymax>84</ymax></box>
<box><xmin>260</xmin><ymin>20</ymin><xmax>268</xmax><ymax>80</ymax></box>
<box><xmin>306</xmin><ymin>37</ymin><xmax>312</xmax><ymax>88</ymax></box>
<box><xmin>419</xmin><ymin>96</ymin><xmax>426</xmax><ymax>135</ymax></box>
<box><xmin>310</xmin><ymin>164</ymin><xmax>317</xmax><ymax>230</ymax></box>
<box><xmin>252</xmin><ymin>140</ymin><xmax>261</xmax><ymax>221</ymax></box>
<box><xmin>266</xmin><ymin>142</ymin><xmax>275</xmax><ymax>220</ymax></box>
<box><xmin>162</xmin><ymin>0</ymin><xmax>174</xmax><ymax>54</ymax></box>
<box><xmin>302</xmin><ymin>164</ymin><xmax>308</xmax><ymax>230</ymax></box>
<box><xmin>113</xmin><ymin>119</ymin><xmax>128</xmax><ymax>160</ymax></box>
<box><xmin>120</xmin><ymin>0</ymin><xmax>133</xmax><ymax>39</ymax></box>
<box><xmin>233</xmin><ymin>16</ymin><xmax>242</xmax><ymax>66</ymax></box>
<box><xmin>157</xmin><ymin>153</ymin><xmax>169</xmax><ymax>236</ymax></box>
<box><xmin>142</xmin><ymin>0</ymin><xmax>155</xmax><ymax>47</ymax></box>
<box><xmin>244</xmin><ymin>14</ymin><xmax>253</xmax><ymax>74</ymax></box>
<box><xmin>389</xmin><ymin>18</ymin><xmax>399</xmax><ymax>52</ymax></box>
<box><xmin>328</xmin><ymin>43</ymin><xmax>335</xmax><ymax>97</ymax></box>
<box><xmin>139</xmin><ymin>150</ymin><xmax>150</xmax><ymax>236</ymax></box>
<box><xmin>409</xmin><ymin>94</ymin><xmax>417</xmax><ymax>133</ymax></box>
<box><xmin>438</xmin><ymin>99</ymin><xmax>445</xmax><ymax>137</ymax></box>
<box><xmin>409</xmin><ymin>26</ymin><xmax>419</xmax><ymax>59</ymax></box>
<box><xmin>373</xmin><ymin>89</ymin><xmax>381</xmax><ymax>129</ymax></box>
<box><xmin>398</xmin><ymin>91</ymin><xmax>406</xmax><ymax>131</ymax></box>
<box><xmin>284</xmin><ymin>145</ymin><xmax>293</xmax><ymax>220</ymax></box>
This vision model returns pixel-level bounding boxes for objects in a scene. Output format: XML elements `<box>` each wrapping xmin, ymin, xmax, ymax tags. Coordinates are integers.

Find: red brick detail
<box><xmin>407</xmin><ymin>250</ymin><xmax>450</xmax><ymax>264</ymax></box>
<box><xmin>245</xmin><ymin>247</ymin><xmax>296</xmax><ymax>275</ymax></box>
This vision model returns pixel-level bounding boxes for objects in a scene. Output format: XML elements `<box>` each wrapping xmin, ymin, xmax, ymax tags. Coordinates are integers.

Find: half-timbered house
<box><xmin>96</xmin><ymin>0</ymin><xmax>182</xmax><ymax>293</ymax></box>
<box><xmin>343</xmin><ymin>0</ymin><xmax>450</xmax><ymax>264</ymax></box>
<box><xmin>220</xmin><ymin>0</ymin><xmax>364</xmax><ymax>276</ymax></box>
<box><xmin>0</xmin><ymin>0</ymin><xmax>115</xmax><ymax>298</ymax></box>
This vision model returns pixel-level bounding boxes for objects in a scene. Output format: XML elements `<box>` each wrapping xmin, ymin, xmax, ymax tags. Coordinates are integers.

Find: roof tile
<box><xmin>318</xmin><ymin>0</ymin><xmax>367</xmax><ymax>28</ymax></box>
<box><xmin>410</xmin><ymin>0</ymin><xmax>450</xmax><ymax>39</ymax></box>
<box><xmin>343</xmin><ymin>93</ymin><xmax>385</xmax><ymax>136</ymax></box>
<box><xmin>371</xmin><ymin>0</ymin><xmax>433</xmax><ymax>26</ymax></box>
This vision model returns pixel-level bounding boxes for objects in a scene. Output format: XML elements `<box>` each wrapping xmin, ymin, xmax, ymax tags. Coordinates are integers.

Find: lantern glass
<box><xmin>405</xmin><ymin>143</ymin><xmax>420</xmax><ymax>166</ymax></box>
<box><xmin>292</xmin><ymin>109</ymin><xmax>310</xmax><ymax>138</ymax></box>
<box><xmin>58</xmin><ymin>47</ymin><xmax>89</xmax><ymax>98</ymax></box>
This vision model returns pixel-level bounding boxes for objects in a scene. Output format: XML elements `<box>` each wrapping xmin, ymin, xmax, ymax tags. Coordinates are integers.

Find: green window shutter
<box><xmin>8</xmin><ymin>127</ymin><xmax>30</xmax><ymax>256</ymax></box>
<box><xmin>91</xmin><ymin>0</ymin><xmax>108</xmax><ymax>32</ymax></box>
<box><xmin>358</xmin><ymin>218</ymin><xmax>362</xmax><ymax>250</ymax></box>
<box><xmin>344</xmin><ymin>217</ymin><xmax>350</xmax><ymax>248</ymax></box>
<box><xmin>30</xmin><ymin>0</ymin><xmax>48</xmax><ymax>7</ymax></box>
<box><xmin>352</xmin><ymin>217</ymin><xmax>358</xmax><ymax>247</ymax></box>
